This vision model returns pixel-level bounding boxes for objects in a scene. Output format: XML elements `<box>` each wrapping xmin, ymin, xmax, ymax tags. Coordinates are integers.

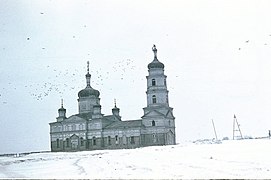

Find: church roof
<box><xmin>103</xmin><ymin>115</ymin><xmax>121</xmax><ymax>121</ymax></box>
<box><xmin>104</xmin><ymin>120</ymin><xmax>143</xmax><ymax>129</ymax></box>
<box><xmin>76</xmin><ymin>113</ymin><xmax>92</xmax><ymax>120</ymax></box>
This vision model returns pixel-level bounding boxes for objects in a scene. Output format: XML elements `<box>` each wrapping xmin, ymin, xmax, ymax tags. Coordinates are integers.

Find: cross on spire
<box><xmin>152</xmin><ymin>44</ymin><xmax>158</xmax><ymax>59</ymax></box>
<box><xmin>114</xmin><ymin>98</ymin><xmax>117</xmax><ymax>108</ymax></box>
<box><xmin>87</xmin><ymin>61</ymin><xmax>90</xmax><ymax>74</ymax></box>
<box><xmin>86</xmin><ymin>61</ymin><xmax>91</xmax><ymax>87</ymax></box>
<box><xmin>61</xmin><ymin>99</ymin><xmax>63</xmax><ymax>108</ymax></box>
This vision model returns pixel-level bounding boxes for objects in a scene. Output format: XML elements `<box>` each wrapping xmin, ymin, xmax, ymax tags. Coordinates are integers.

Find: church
<box><xmin>49</xmin><ymin>45</ymin><xmax>176</xmax><ymax>151</ymax></box>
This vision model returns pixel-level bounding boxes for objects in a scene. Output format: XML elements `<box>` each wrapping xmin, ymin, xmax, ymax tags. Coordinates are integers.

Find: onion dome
<box><xmin>78</xmin><ymin>87</ymin><xmax>100</xmax><ymax>98</ymax></box>
<box><xmin>57</xmin><ymin>99</ymin><xmax>66</xmax><ymax>120</ymax></box>
<box><xmin>148</xmin><ymin>45</ymin><xmax>164</xmax><ymax>69</ymax></box>
<box><xmin>78</xmin><ymin>61</ymin><xmax>100</xmax><ymax>98</ymax></box>
<box><xmin>58</xmin><ymin>99</ymin><xmax>66</xmax><ymax>111</ymax></box>
<box><xmin>112</xmin><ymin>99</ymin><xmax>120</xmax><ymax>116</ymax></box>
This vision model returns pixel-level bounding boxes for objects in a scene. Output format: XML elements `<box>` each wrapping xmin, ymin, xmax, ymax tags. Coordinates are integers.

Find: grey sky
<box><xmin>1</xmin><ymin>0</ymin><xmax>271</xmax><ymax>153</ymax></box>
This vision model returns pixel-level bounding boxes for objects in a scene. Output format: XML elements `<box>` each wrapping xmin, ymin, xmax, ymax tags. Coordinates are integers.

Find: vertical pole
<box><xmin>233</xmin><ymin>115</ymin><xmax>235</xmax><ymax>140</ymax></box>
<box><xmin>212</xmin><ymin>119</ymin><xmax>218</xmax><ymax>141</ymax></box>
<box><xmin>236</xmin><ymin>119</ymin><xmax>243</xmax><ymax>139</ymax></box>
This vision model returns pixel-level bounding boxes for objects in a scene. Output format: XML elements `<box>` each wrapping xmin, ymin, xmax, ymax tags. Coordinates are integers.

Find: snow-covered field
<box><xmin>0</xmin><ymin>139</ymin><xmax>271</xmax><ymax>179</ymax></box>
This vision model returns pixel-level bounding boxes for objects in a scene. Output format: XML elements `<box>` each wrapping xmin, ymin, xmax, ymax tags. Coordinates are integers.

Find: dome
<box><xmin>78</xmin><ymin>87</ymin><xmax>100</xmax><ymax>98</ymax></box>
<box><xmin>148</xmin><ymin>45</ymin><xmax>164</xmax><ymax>69</ymax></box>
<box><xmin>148</xmin><ymin>59</ymin><xmax>164</xmax><ymax>69</ymax></box>
<box><xmin>58</xmin><ymin>107</ymin><xmax>66</xmax><ymax>111</ymax></box>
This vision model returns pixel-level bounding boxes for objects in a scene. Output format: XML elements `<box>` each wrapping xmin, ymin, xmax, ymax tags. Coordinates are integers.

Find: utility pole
<box><xmin>233</xmin><ymin>114</ymin><xmax>243</xmax><ymax>140</ymax></box>
<box><xmin>212</xmin><ymin>119</ymin><xmax>218</xmax><ymax>141</ymax></box>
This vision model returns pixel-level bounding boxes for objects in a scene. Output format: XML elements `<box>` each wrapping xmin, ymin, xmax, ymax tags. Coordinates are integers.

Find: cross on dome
<box><xmin>87</xmin><ymin>61</ymin><xmax>90</xmax><ymax>74</ymax></box>
<box><xmin>152</xmin><ymin>44</ymin><xmax>158</xmax><ymax>60</ymax></box>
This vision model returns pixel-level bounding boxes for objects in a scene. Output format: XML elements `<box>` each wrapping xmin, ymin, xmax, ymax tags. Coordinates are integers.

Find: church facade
<box><xmin>49</xmin><ymin>45</ymin><xmax>176</xmax><ymax>152</ymax></box>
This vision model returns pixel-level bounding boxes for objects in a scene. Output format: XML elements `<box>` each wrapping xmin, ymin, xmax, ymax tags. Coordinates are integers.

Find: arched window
<box><xmin>66</xmin><ymin>138</ymin><xmax>70</xmax><ymax>147</ymax></box>
<box><xmin>93</xmin><ymin>137</ymin><xmax>96</xmax><ymax>146</ymax></box>
<box><xmin>80</xmin><ymin>137</ymin><xmax>84</xmax><ymax>146</ymax></box>
<box><xmin>56</xmin><ymin>139</ymin><xmax>60</xmax><ymax>148</ymax></box>
<box><xmin>108</xmin><ymin>136</ymin><xmax>111</xmax><ymax>145</ymax></box>
<box><xmin>152</xmin><ymin>120</ymin><xmax>156</xmax><ymax>126</ymax></box>
<box><xmin>152</xmin><ymin>95</ymin><xmax>157</xmax><ymax>104</ymax></box>
<box><xmin>115</xmin><ymin>135</ymin><xmax>119</xmax><ymax>145</ymax></box>
<box><xmin>164</xmin><ymin>79</ymin><xmax>167</xmax><ymax>86</ymax></box>
<box><xmin>152</xmin><ymin>79</ymin><xmax>156</xmax><ymax>86</ymax></box>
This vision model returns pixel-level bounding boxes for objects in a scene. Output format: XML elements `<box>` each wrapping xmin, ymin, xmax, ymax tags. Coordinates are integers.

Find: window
<box><xmin>164</xmin><ymin>79</ymin><xmax>167</xmax><ymax>86</ymax></box>
<box><xmin>81</xmin><ymin>103</ymin><xmax>86</xmax><ymax>110</ymax></box>
<box><xmin>123</xmin><ymin>136</ymin><xmax>127</xmax><ymax>145</ymax></box>
<box><xmin>115</xmin><ymin>135</ymin><xmax>119</xmax><ymax>145</ymax></box>
<box><xmin>56</xmin><ymin>139</ymin><xmax>60</xmax><ymax>148</ymax></box>
<box><xmin>93</xmin><ymin>137</ymin><xmax>96</xmax><ymax>146</ymax></box>
<box><xmin>130</xmin><ymin>136</ymin><xmax>135</xmax><ymax>144</ymax></box>
<box><xmin>66</xmin><ymin>138</ymin><xmax>70</xmax><ymax>147</ymax></box>
<box><xmin>152</xmin><ymin>95</ymin><xmax>157</xmax><ymax>104</ymax></box>
<box><xmin>80</xmin><ymin>137</ymin><xmax>84</xmax><ymax>146</ymax></box>
<box><xmin>153</xmin><ymin>134</ymin><xmax>157</xmax><ymax>143</ymax></box>
<box><xmin>72</xmin><ymin>124</ymin><xmax>76</xmax><ymax>131</ymax></box>
<box><xmin>152</xmin><ymin>120</ymin><xmax>156</xmax><ymax>126</ymax></box>
<box><xmin>166</xmin><ymin>95</ymin><xmax>169</xmax><ymax>104</ymax></box>
<box><xmin>108</xmin><ymin>136</ymin><xmax>111</xmax><ymax>145</ymax></box>
<box><xmin>152</xmin><ymin>79</ymin><xmax>156</xmax><ymax>86</ymax></box>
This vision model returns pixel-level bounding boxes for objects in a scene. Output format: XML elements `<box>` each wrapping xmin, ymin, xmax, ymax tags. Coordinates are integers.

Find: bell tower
<box><xmin>145</xmin><ymin>45</ymin><xmax>169</xmax><ymax>107</ymax></box>
<box><xmin>142</xmin><ymin>45</ymin><xmax>175</xmax><ymax>145</ymax></box>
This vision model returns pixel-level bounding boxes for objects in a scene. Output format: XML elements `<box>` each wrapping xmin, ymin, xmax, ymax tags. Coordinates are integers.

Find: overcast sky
<box><xmin>1</xmin><ymin>0</ymin><xmax>271</xmax><ymax>153</ymax></box>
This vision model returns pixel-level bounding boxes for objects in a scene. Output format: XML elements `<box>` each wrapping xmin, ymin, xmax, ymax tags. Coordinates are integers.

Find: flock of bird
<box><xmin>0</xmin><ymin>58</ymin><xmax>137</xmax><ymax>104</ymax></box>
<box><xmin>112</xmin><ymin>59</ymin><xmax>135</xmax><ymax>80</ymax></box>
<box><xmin>1</xmin><ymin>24</ymin><xmax>271</xmax><ymax>105</ymax></box>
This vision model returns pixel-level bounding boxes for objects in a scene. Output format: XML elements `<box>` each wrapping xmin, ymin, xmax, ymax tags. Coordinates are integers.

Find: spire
<box><xmin>112</xmin><ymin>98</ymin><xmax>120</xmax><ymax>116</ymax></box>
<box><xmin>57</xmin><ymin>99</ymin><xmax>66</xmax><ymax>121</ymax></box>
<box><xmin>152</xmin><ymin>44</ymin><xmax>158</xmax><ymax>60</ymax></box>
<box><xmin>148</xmin><ymin>45</ymin><xmax>164</xmax><ymax>69</ymax></box>
<box><xmin>87</xmin><ymin>61</ymin><xmax>90</xmax><ymax>74</ymax></box>
<box><xmin>86</xmin><ymin>61</ymin><xmax>91</xmax><ymax>87</ymax></box>
<box><xmin>114</xmin><ymin>98</ymin><xmax>117</xmax><ymax>108</ymax></box>
<box><xmin>61</xmin><ymin>98</ymin><xmax>63</xmax><ymax>108</ymax></box>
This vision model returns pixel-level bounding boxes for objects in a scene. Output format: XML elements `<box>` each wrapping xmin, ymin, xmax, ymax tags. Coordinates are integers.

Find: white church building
<box><xmin>49</xmin><ymin>45</ymin><xmax>176</xmax><ymax>151</ymax></box>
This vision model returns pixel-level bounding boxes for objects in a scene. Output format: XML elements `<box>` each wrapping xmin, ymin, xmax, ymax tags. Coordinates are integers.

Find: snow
<box><xmin>1</xmin><ymin>139</ymin><xmax>271</xmax><ymax>179</ymax></box>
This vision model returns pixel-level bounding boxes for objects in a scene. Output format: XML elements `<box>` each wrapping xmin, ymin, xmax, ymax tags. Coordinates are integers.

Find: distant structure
<box><xmin>233</xmin><ymin>114</ymin><xmax>243</xmax><ymax>140</ymax></box>
<box><xmin>49</xmin><ymin>45</ymin><xmax>176</xmax><ymax>151</ymax></box>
